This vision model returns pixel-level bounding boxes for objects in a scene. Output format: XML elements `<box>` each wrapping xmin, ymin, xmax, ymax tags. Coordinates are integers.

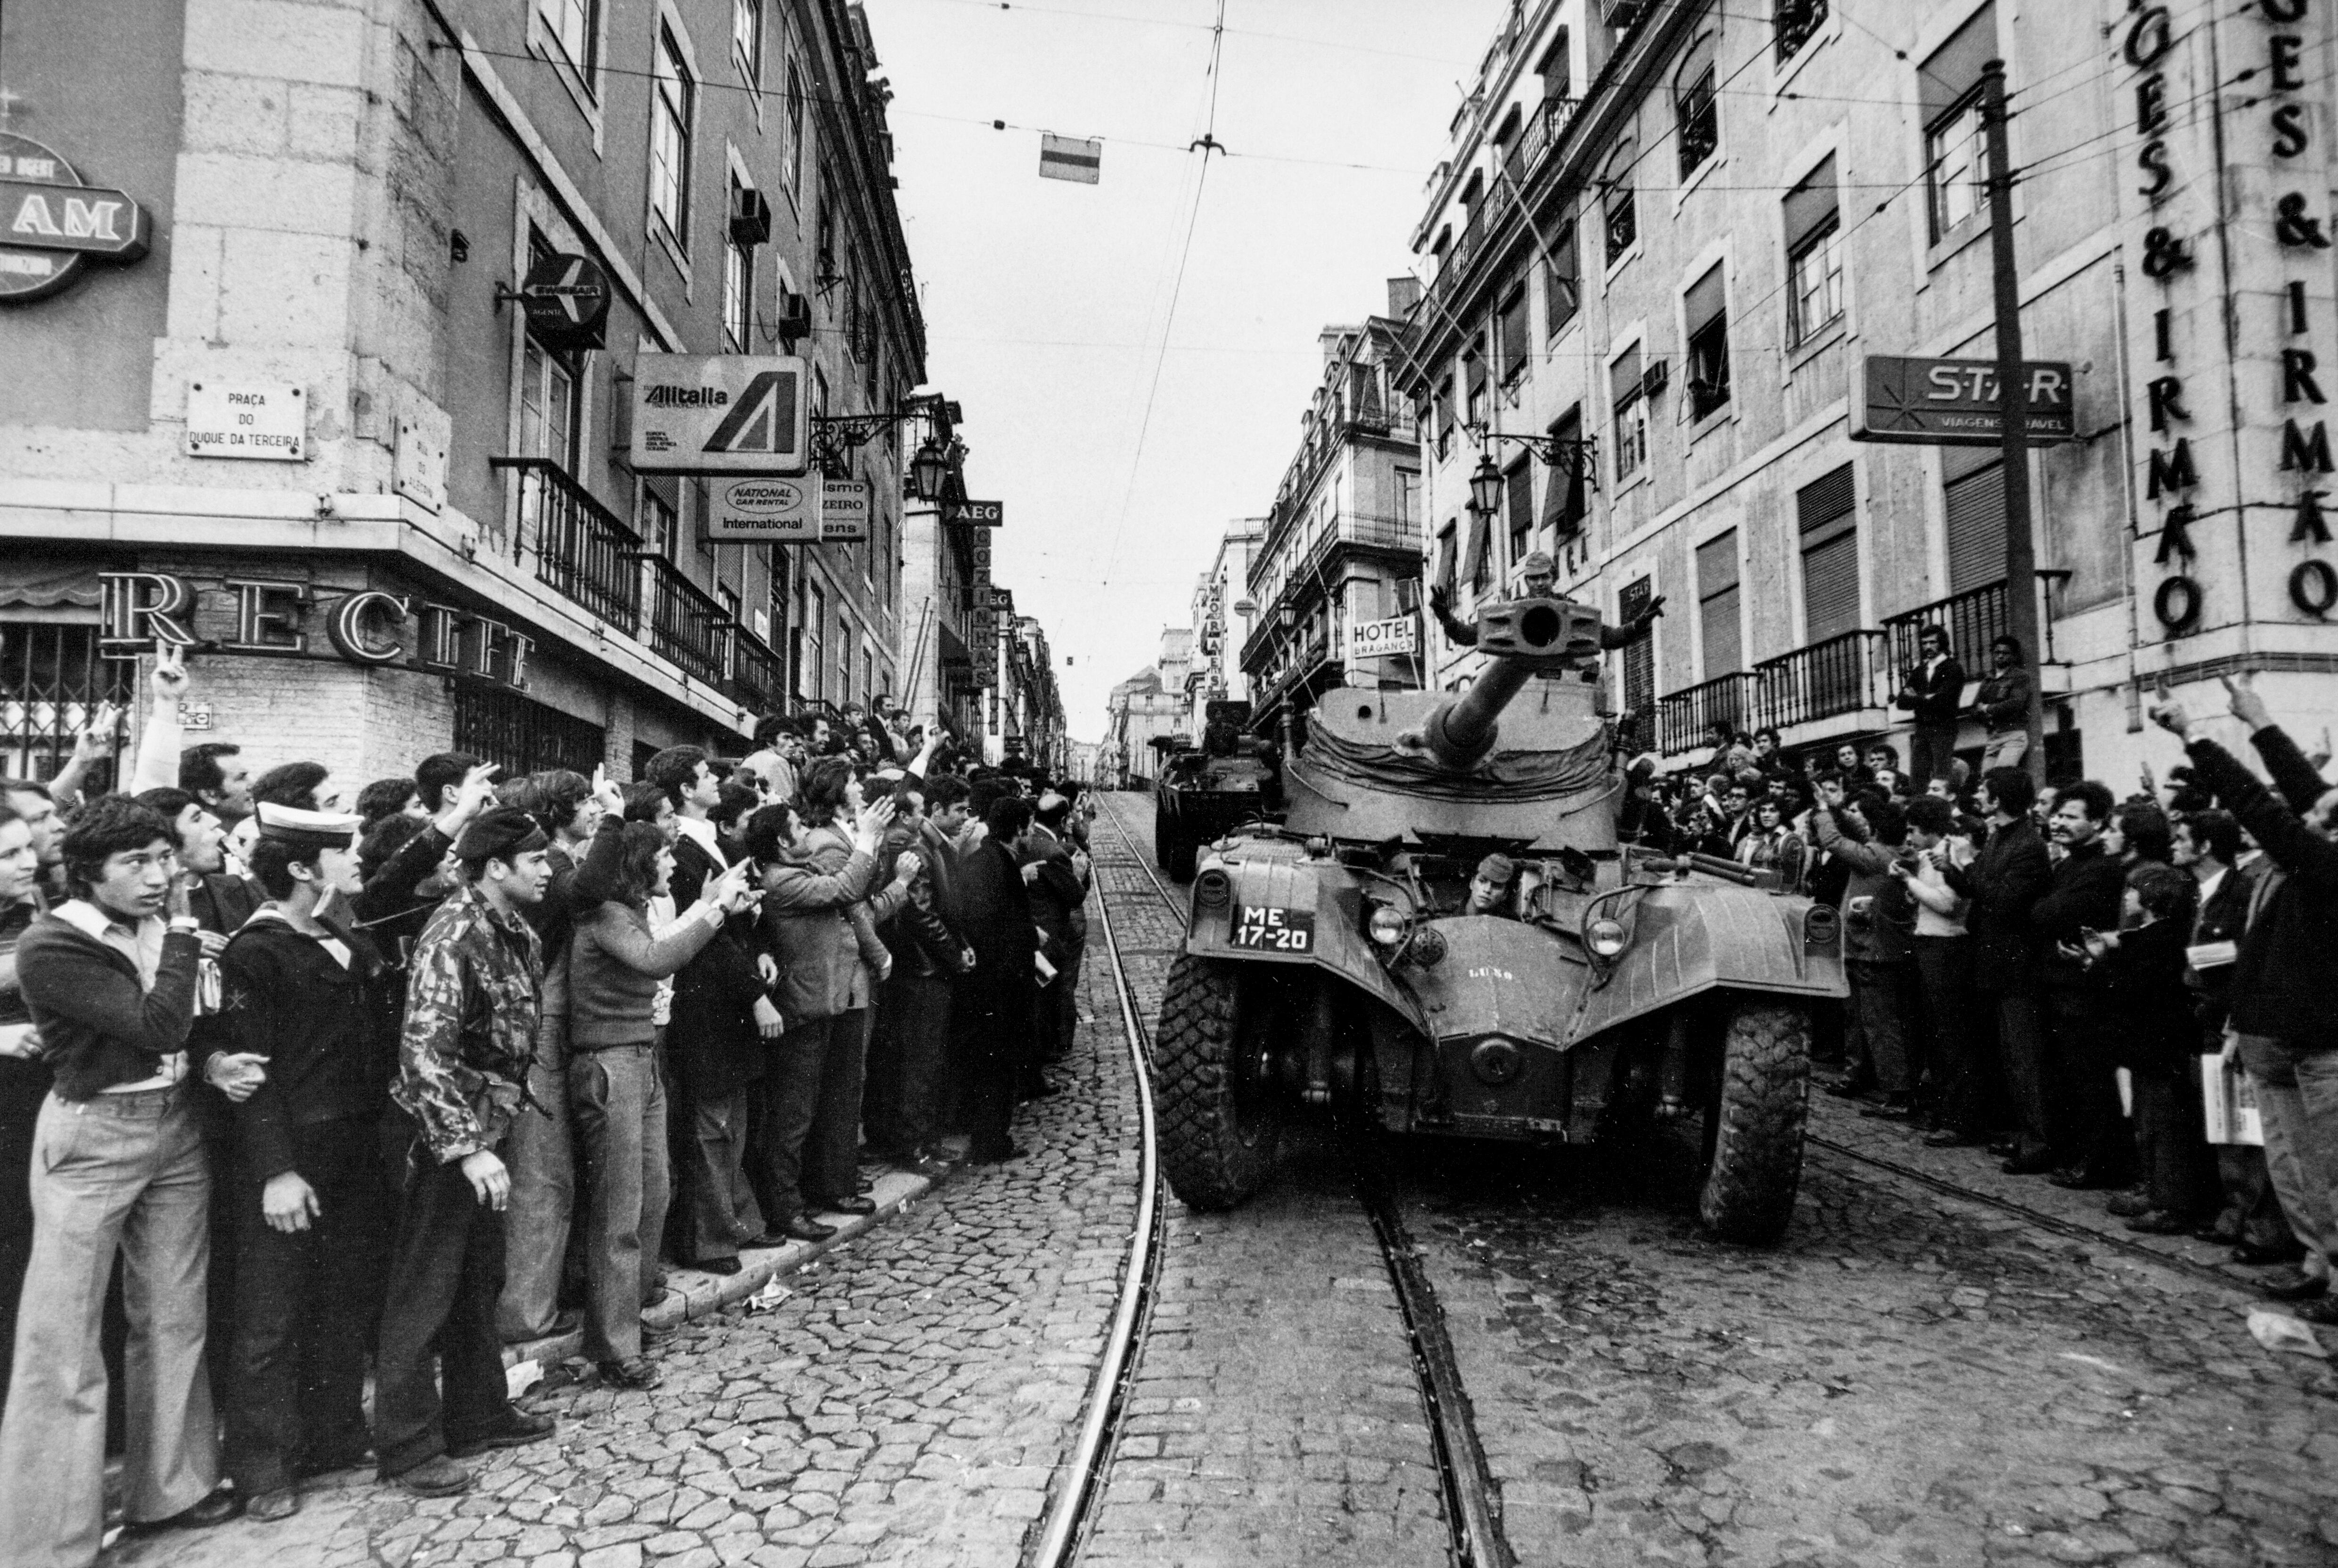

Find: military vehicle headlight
<box><xmin>1586</xmin><ymin>917</ymin><xmax>1628</xmax><ymax>958</ymax></box>
<box><xmin>1804</xmin><ymin>905</ymin><xmax>1839</xmax><ymax>947</ymax></box>
<box><xmin>1406</xmin><ymin>926</ymin><xmax>1448</xmax><ymax>967</ymax></box>
<box><xmin>1368</xmin><ymin>904</ymin><xmax>1411</xmax><ymax>947</ymax></box>
<box><xmin>1194</xmin><ymin>868</ymin><xmax>1231</xmax><ymax>907</ymax></box>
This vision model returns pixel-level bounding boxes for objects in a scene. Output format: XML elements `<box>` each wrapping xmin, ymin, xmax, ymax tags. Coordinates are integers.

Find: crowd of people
<box><xmin>0</xmin><ymin>645</ymin><xmax>1093</xmax><ymax>1564</ymax></box>
<box><xmin>1622</xmin><ymin>648</ymin><xmax>2338</xmax><ymax>1329</ymax></box>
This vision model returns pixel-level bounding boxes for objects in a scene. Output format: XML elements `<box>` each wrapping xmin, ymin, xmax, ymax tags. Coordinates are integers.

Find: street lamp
<box><xmin>910</xmin><ymin>436</ymin><xmax>952</xmax><ymax>501</ymax></box>
<box><xmin>1468</xmin><ymin>453</ymin><xmax>1504</xmax><ymax>518</ymax></box>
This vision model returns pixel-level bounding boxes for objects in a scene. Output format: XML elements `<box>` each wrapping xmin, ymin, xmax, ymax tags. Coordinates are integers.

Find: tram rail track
<box><xmin>1046</xmin><ymin>793</ymin><xmax>1516</xmax><ymax>1568</ymax></box>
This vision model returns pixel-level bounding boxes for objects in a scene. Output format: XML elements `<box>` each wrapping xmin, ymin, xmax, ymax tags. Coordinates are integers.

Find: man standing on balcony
<box><xmin>1430</xmin><ymin>550</ymin><xmax>1663</xmax><ymax>649</ymax></box>
<box><xmin>1895</xmin><ymin>624</ymin><xmax>1968</xmax><ymax>784</ymax></box>
<box><xmin>1971</xmin><ymin>636</ymin><xmax>2034</xmax><ymax>772</ymax></box>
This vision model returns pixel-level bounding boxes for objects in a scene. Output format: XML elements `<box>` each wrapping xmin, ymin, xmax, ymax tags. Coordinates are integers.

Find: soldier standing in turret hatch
<box><xmin>1430</xmin><ymin>549</ymin><xmax>1665</xmax><ymax>651</ymax></box>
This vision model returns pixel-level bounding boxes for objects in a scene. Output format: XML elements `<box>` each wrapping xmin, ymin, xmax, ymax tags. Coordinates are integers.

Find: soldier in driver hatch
<box><xmin>1464</xmin><ymin>853</ymin><xmax>1519</xmax><ymax>919</ymax></box>
<box><xmin>1430</xmin><ymin>550</ymin><xmax>1665</xmax><ymax>649</ymax></box>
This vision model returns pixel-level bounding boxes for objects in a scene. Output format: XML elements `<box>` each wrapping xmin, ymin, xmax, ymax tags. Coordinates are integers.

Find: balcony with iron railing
<box><xmin>1879</xmin><ymin>571</ymin><xmax>2070</xmax><ymax>677</ymax></box>
<box><xmin>728</xmin><ymin>627</ymin><xmax>787</xmax><ymax>714</ymax></box>
<box><xmin>1752</xmin><ymin>629</ymin><xmax>1887</xmax><ymax>733</ymax></box>
<box><xmin>1419</xmin><ymin>96</ymin><xmax>1579</xmax><ymax>346</ymax></box>
<box><xmin>489</xmin><ymin>457</ymin><xmax>643</xmax><ymax>637</ymax></box>
<box><xmin>1657</xmin><ymin>672</ymin><xmax>1762</xmax><ymax>756</ymax></box>
<box><xmin>626</xmin><ymin>552</ymin><xmax>735</xmax><ymax>689</ymax></box>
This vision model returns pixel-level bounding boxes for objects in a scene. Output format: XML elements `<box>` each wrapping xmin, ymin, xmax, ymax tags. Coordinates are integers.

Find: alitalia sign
<box><xmin>0</xmin><ymin>132</ymin><xmax>151</xmax><ymax>304</ymax></box>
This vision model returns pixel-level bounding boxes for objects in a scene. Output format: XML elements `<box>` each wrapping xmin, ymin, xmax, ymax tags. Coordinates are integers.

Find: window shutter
<box><xmin>1685</xmin><ymin>264</ymin><xmax>1726</xmax><ymax>337</ymax></box>
<box><xmin>1919</xmin><ymin>1</ymin><xmax>1996</xmax><ymax>126</ymax></box>
<box><xmin>1436</xmin><ymin>523</ymin><xmax>1458</xmax><ymax>593</ymax></box>
<box><xmin>1546</xmin><ymin>220</ymin><xmax>1581</xmax><ymax>337</ymax></box>
<box><xmin>1465</xmin><ymin>349</ymin><xmax>1486</xmax><ymax>399</ymax></box>
<box><xmin>1798</xmin><ymin>464</ymin><xmax>1861</xmax><ymax>642</ymax></box>
<box><xmin>1541</xmin><ymin>410</ymin><xmax>1585</xmax><ymax>534</ymax></box>
<box><xmin>1610</xmin><ymin>343</ymin><xmax>1643</xmax><ymax>407</ymax></box>
<box><xmin>1463</xmin><ymin>510</ymin><xmax>1493</xmax><ymax>586</ymax></box>
<box><xmin>1785</xmin><ymin>154</ymin><xmax>1838</xmax><ymax>252</ymax></box>
<box><xmin>1944</xmin><ymin>454</ymin><xmax>2007</xmax><ymax>593</ymax></box>
<box><xmin>1697</xmin><ymin>531</ymin><xmax>1741</xmax><ymax>675</ymax></box>
<box><xmin>1499</xmin><ymin>290</ymin><xmax>1529</xmax><ymax>375</ymax></box>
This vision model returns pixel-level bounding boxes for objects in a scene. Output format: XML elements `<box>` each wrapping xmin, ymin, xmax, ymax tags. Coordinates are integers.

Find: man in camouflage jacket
<box><xmin>371</xmin><ymin>807</ymin><xmax>559</xmax><ymax>1496</ymax></box>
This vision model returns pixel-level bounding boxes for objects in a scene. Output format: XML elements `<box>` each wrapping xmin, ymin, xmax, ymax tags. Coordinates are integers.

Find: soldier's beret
<box><xmin>455</xmin><ymin>805</ymin><xmax>550</xmax><ymax>862</ymax></box>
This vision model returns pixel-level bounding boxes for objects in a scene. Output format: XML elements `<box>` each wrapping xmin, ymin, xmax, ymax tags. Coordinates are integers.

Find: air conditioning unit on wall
<box><xmin>729</xmin><ymin>187</ymin><xmax>772</xmax><ymax>247</ymax></box>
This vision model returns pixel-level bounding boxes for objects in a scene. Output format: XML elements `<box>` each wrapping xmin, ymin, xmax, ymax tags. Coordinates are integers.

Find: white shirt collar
<box><xmin>674</xmin><ymin>814</ymin><xmax>728</xmax><ymax>868</ymax></box>
<box><xmin>52</xmin><ymin>899</ymin><xmax>150</xmax><ymax>943</ymax></box>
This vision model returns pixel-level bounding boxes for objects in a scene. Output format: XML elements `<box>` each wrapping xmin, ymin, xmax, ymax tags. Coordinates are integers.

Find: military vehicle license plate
<box><xmin>1231</xmin><ymin>905</ymin><xmax>1313</xmax><ymax>952</ymax></box>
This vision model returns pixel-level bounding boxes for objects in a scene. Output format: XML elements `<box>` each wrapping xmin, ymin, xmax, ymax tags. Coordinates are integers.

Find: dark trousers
<box><xmin>749</xmin><ymin>1017</ymin><xmax>846</xmax><ymax>1226</ymax></box>
<box><xmin>1043</xmin><ymin>943</ymin><xmax>1082</xmax><ymax>1061</ymax></box>
<box><xmin>1910</xmin><ymin>722</ymin><xmax>1959</xmax><ymax>784</ymax></box>
<box><xmin>1912</xmin><ymin>936</ymin><xmax>1978</xmax><ymax>1130</ymax></box>
<box><xmin>1846</xmin><ymin>960</ymin><xmax>1916</xmax><ymax>1094</ymax></box>
<box><xmin>372</xmin><ymin>1144</ymin><xmax>513</xmax><ymax>1479</ymax></box>
<box><xmin>679</xmin><ymin>1083</ymin><xmax>756</xmax><ymax>1264</ymax></box>
<box><xmin>2046</xmin><ymin>986</ymin><xmax>2133</xmax><ymax>1177</ymax></box>
<box><xmin>804</xmin><ymin>1007</ymin><xmax>870</xmax><ymax>1204</ymax></box>
<box><xmin>956</xmin><ymin>992</ymin><xmax>1025</xmax><ymax>1158</ymax></box>
<box><xmin>0</xmin><ymin>1058</ymin><xmax>46</xmax><ymax>1418</ymax></box>
<box><xmin>226</xmin><ymin>1123</ymin><xmax>388</xmax><ymax>1495</ymax></box>
<box><xmin>865</xmin><ymin>973</ymin><xmax>952</xmax><ymax>1159</ymax></box>
<box><xmin>1986</xmin><ymin>984</ymin><xmax>2054</xmax><ymax>1163</ymax></box>
<box><xmin>2132</xmin><ymin>1072</ymin><xmax>2215</xmax><ymax>1219</ymax></box>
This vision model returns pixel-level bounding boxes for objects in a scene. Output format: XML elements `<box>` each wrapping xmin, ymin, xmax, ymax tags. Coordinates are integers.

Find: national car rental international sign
<box><xmin>632</xmin><ymin>355</ymin><xmax>810</xmax><ymax>476</ymax></box>
<box><xmin>0</xmin><ymin>131</ymin><xmax>151</xmax><ymax>304</ymax></box>
<box><xmin>1849</xmin><ymin>355</ymin><xmax>2077</xmax><ymax>446</ymax></box>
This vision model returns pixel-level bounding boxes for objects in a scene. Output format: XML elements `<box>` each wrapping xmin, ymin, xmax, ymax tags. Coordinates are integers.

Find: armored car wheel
<box><xmin>1154</xmin><ymin>800</ymin><xmax>1172</xmax><ymax>868</ymax></box>
<box><xmin>1164</xmin><ymin>828</ymin><xmax>1198</xmax><ymax>882</ymax></box>
<box><xmin>1156</xmin><ymin>955</ymin><xmax>1281</xmax><ymax>1209</ymax></box>
<box><xmin>1697</xmin><ymin>998</ymin><xmax>1812</xmax><ymax>1245</ymax></box>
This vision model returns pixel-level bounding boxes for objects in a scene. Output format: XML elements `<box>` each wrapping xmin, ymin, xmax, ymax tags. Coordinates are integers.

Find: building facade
<box><xmin>0</xmin><ymin>0</ymin><xmax>930</xmax><ymax>785</ymax></box>
<box><xmin>1182</xmin><ymin>516</ymin><xmax>1263</xmax><ymax>734</ymax></box>
<box><xmin>1102</xmin><ymin>655</ymin><xmax>1187</xmax><ymax>789</ymax></box>
<box><xmin>1395</xmin><ymin>0</ymin><xmax>2338</xmax><ymax>786</ymax></box>
<box><xmin>1239</xmin><ymin>301</ymin><xmax>1426</xmax><ymax>738</ymax></box>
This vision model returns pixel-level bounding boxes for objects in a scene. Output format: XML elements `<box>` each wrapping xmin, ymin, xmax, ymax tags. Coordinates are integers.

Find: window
<box><xmin>1602</xmin><ymin>141</ymin><xmax>1637</xmax><ymax>263</ymax></box>
<box><xmin>691</xmin><ymin>477</ymin><xmax>713</xmax><ymax>557</ymax></box>
<box><xmin>1545</xmin><ymin>220</ymin><xmax>1580</xmax><ymax>339</ymax></box>
<box><xmin>538</xmin><ymin>0</ymin><xmax>597</xmax><ymax>78</ymax></box>
<box><xmin>1798</xmin><ymin>464</ymin><xmax>1860</xmax><ymax>641</ymax></box>
<box><xmin>1396</xmin><ymin>468</ymin><xmax>1420</xmax><ymax>530</ymax></box>
<box><xmin>1505</xmin><ymin>460</ymin><xmax>1535</xmax><ymax>570</ymax></box>
<box><xmin>1943</xmin><ymin>446</ymin><xmax>2006</xmax><ymax>593</ymax></box>
<box><xmin>1785</xmin><ymin>154</ymin><xmax>1842</xmax><ymax>346</ymax></box>
<box><xmin>1611</xmin><ymin>344</ymin><xmax>1647</xmax><ymax>482</ymax></box>
<box><xmin>650</xmin><ymin>27</ymin><xmax>694</xmax><ymax>247</ymax></box>
<box><xmin>1435</xmin><ymin>373</ymin><xmax>1455</xmax><ymax>459</ymax></box>
<box><xmin>1697</xmin><ymin>530</ymin><xmax>1741</xmax><ymax>676</ymax></box>
<box><xmin>1497</xmin><ymin>287</ymin><xmax>1529</xmax><ymax>394</ymax></box>
<box><xmin>766</xmin><ymin>547</ymin><xmax>790</xmax><ymax>647</ymax></box>
<box><xmin>518</xmin><ymin>337</ymin><xmax>578</xmax><ymax>469</ymax></box>
<box><xmin>1776</xmin><ymin>0</ymin><xmax>1827</xmax><ymax>64</ymax></box>
<box><xmin>1920</xmin><ymin>3</ymin><xmax>1994</xmax><ymax>241</ymax></box>
<box><xmin>1542</xmin><ymin>409</ymin><xmax>1588</xmax><ymax>539</ymax></box>
<box><xmin>805</xmin><ymin>580</ymin><xmax>825</xmax><ymax>699</ymax></box>
<box><xmin>1463</xmin><ymin>347</ymin><xmax>1487</xmax><ymax>431</ymax></box>
<box><xmin>1684</xmin><ymin>264</ymin><xmax>1731</xmax><ymax>420</ymax></box>
<box><xmin>1674</xmin><ymin>34</ymin><xmax>1718</xmax><ymax>179</ymax></box>
<box><xmin>782</xmin><ymin>61</ymin><xmax>805</xmax><ymax>201</ymax></box>
<box><xmin>1536</xmin><ymin>30</ymin><xmax>1572</xmax><ymax>104</ymax></box>
<box><xmin>814</xmin><ymin>167</ymin><xmax>837</xmax><ymax>282</ymax></box>
<box><xmin>732</xmin><ymin>0</ymin><xmax>762</xmax><ymax>84</ymax></box>
<box><xmin>723</xmin><ymin>175</ymin><xmax>752</xmax><ymax>351</ymax></box>
<box><xmin>638</xmin><ymin>478</ymin><xmax>678</xmax><ymax>559</ymax></box>
<box><xmin>717</xmin><ymin>581</ymin><xmax>742</xmax><ymax>674</ymax></box>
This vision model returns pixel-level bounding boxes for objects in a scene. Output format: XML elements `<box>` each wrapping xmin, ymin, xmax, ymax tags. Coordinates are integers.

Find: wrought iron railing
<box><xmin>490</xmin><ymin>457</ymin><xmax>643</xmax><ymax>636</ymax></box>
<box><xmin>1879</xmin><ymin>571</ymin><xmax>2069</xmax><ymax>678</ymax></box>
<box><xmin>1754</xmin><ymin>629</ymin><xmax>1885</xmax><ymax>731</ymax></box>
<box><xmin>627</xmin><ymin>552</ymin><xmax>734</xmax><ymax>688</ymax></box>
<box><xmin>728</xmin><ymin>627</ymin><xmax>787</xmax><ymax>714</ymax></box>
<box><xmin>1656</xmin><ymin>672</ymin><xmax>1763</xmax><ymax>756</ymax></box>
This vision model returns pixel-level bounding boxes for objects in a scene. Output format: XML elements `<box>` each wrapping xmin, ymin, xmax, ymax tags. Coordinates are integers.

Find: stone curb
<box><xmin>499</xmin><ymin>1160</ymin><xmax>954</xmax><ymax>1375</ymax></box>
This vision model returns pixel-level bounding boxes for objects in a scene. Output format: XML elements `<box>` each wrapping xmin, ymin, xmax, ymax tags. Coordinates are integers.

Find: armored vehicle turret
<box><xmin>1154</xmin><ymin>700</ymin><xmax>1282</xmax><ymax>880</ymax></box>
<box><xmin>1152</xmin><ymin>596</ymin><xmax>1846</xmax><ymax>1243</ymax></box>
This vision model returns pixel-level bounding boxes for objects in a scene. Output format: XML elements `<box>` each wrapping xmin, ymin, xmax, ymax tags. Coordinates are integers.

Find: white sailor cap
<box><xmin>255</xmin><ymin>801</ymin><xmax>362</xmax><ymax>853</ymax></box>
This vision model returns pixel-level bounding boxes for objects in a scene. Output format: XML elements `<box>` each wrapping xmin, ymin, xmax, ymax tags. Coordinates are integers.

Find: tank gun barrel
<box><xmin>1404</xmin><ymin>595</ymin><xmax>1606</xmax><ymax>771</ymax></box>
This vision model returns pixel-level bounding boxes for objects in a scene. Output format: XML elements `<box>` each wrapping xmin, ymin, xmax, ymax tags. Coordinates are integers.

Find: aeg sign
<box><xmin>631</xmin><ymin>354</ymin><xmax>809</xmax><ymax>476</ymax></box>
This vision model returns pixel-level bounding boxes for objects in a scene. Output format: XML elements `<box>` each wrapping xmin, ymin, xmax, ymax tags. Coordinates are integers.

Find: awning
<box><xmin>0</xmin><ymin>559</ymin><xmax>101</xmax><ymax>609</ymax></box>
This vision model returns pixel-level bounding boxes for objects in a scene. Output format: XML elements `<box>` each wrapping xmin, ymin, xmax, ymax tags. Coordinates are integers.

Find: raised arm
<box><xmin>128</xmin><ymin>644</ymin><xmax>189</xmax><ymax>795</ymax></box>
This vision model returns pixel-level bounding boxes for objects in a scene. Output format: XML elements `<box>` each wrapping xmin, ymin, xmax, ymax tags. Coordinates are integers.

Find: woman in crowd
<box><xmin>567</xmin><ymin>823</ymin><xmax>755</xmax><ymax>1389</ymax></box>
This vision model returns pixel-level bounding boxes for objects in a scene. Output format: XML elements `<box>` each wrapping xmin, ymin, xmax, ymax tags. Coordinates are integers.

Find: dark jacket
<box><xmin>1940</xmin><ymin>815</ymin><xmax>2051</xmax><ymax>990</ymax></box>
<box><xmin>1018</xmin><ymin>834</ymin><xmax>1086</xmax><ymax>972</ymax></box>
<box><xmin>16</xmin><ymin>910</ymin><xmax>203</xmax><ymax>1101</ymax></box>
<box><xmin>2029</xmin><ymin>839</ymin><xmax>2125</xmax><ymax>993</ymax></box>
<box><xmin>955</xmin><ymin>837</ymin><xmax>1036</xmax><ymax>1041</ymax></box>
<box><xmin>666</xmin><ymin>831</ymin><xmax>770</xmax><ymax>1097</ymax></box>
<box><xmin>1895</xmin><ymin>654</ymin><xmax>1968</xmax><ymax>726</ymax></box>
<box><xmin>2188</xmin><ymin>727</ymin><xmax>2338</xmax><ymax>1048</ymax></box>
<box><xmin>916</xmin><ymin>818</ymin><xmax>968</xmax><ymax>935</ymax></box>
<box><xmin>2098</xmin><ymin>914</ymin><xmax>2199</xmax><ymax>1076</ymax></box>
<box><xmin>352</xmin><ymin>821</ymin><xmax>455</xmax><ymax>982</ymax></box>
<box><xmin>1973</xmin><ymin>665</ymin><xmax>2033</xmax><ymax>734</ymax></box>
<box><xmin>219</xmin><ymin>913</ymin><xmax>394</xmax><ymax>1182</ymax></box>
<box><xmin>2186</xmin><ymin>860</ymin><xmax>2256</xmax><ymax>1043</ymax></box>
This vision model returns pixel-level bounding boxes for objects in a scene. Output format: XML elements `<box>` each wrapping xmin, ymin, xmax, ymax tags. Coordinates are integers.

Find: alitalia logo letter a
<box><xmin>703</xmin><ymin>370</ymin><xmax>798</xmax><ymax>456</ymax></box>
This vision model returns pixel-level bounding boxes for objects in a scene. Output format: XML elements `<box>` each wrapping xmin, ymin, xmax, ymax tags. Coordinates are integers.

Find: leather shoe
<box><xmin>1987</xmin><ymin>1138</ymin><xmax>2019</xmax><ymax>1158</ymax></box>
<box><xmin>696</xmin><ymin>1255</ymin><xmax>743</xmax><ymax>1276</ymax></box>
<box><xmin>447</xmin><ymin>1409</ymin><xmax>556</xmax><ymax>1459</ymax></box>
<box><xmin>2002</xmin><ymin>1153</ymin><xmax>2059</xmax><ymax>1175</ymax></box>
<box><xmin>1923</xmin><ymin>1130</ymin><xmax>1984</xmax><ymax>1148</ymax></box>
<box><xmin>2105</xmin><ymin>1190</ymin><xmax>2156</xmax><ymax>1218</ymax></box>
<box><xmin>2234</xmin><ymin>1238</ymin><xmax>2307</xmax><ymax>1266</ymax></box>
<box><xmin>2259</xmin><ymin>1268</ymin><xmax>2328</xmax><ymax>1300</ymax></box>
<box><xmin>2048</xmin><ymin>1166</ymin><xmax>2123</xmax><ymax>1191</ymax></box>
<box><xmin>812</xmin><ymin>1195</ymin><xmax>877</xmax><ymax>1217</ymax></box>
<box><xmin>132</xmin><ymin>1487</ymin><xmax>243</xmax><ymax>1531</ymax></box>
<box><xmin>389</xmin><ymin>1456</ymin><xmax>473</xmax><ymax>1497</ymax></box>
<box><xmin>246</xmin><ymin>1487</ymin><xmax>302</xmax><ymax>1523</ymax></box>
<box><xmin>599</xmin><ymin>1356</ymin><xmax>663</xmax><ymax>1390</ymax></box>
<box><xmin>1823</xmin><ymin>1077</ymin><xmax>1874</xmax><ymax>1100</ymax></box>
<box><xmin>1859</xmin><ymin>1097</ymin><xmax>1915</xmax><ymax>1121</ymax></box>
<box><xmin>779</xmin><ymin>1215</ymin><xmax>837</xmax><ymax>1242</ymax></box>
<box><xmin>2294</xmin><ymin>1295</ymin><xmax>2338</xmax><ymax>1326</ymax></box>
<box><xmin>2125</xmin><ymin>1210</ymin><xmax>2198</xmax><ymax>1235</ymax></box>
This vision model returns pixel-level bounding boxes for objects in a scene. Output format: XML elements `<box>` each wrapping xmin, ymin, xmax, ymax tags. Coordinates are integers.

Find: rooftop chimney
<box><xmin>1386</xmin><ymin>276</ymin><xmax>1422</xmax><ymax>316</ymax></box>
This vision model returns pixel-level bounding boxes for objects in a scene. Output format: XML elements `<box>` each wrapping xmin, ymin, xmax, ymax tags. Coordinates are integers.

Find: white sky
<box><xmin>865</xmin><ymin>0</ymin><xmax>1508</xmax><ymax>743</ymax></box>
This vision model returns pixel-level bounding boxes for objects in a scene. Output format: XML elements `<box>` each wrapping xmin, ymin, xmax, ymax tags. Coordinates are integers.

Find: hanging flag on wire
<box><xmin>1039</xmin><ymin>133</ymin><xmax>1102</xmax><ymax>184</ymax></box>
